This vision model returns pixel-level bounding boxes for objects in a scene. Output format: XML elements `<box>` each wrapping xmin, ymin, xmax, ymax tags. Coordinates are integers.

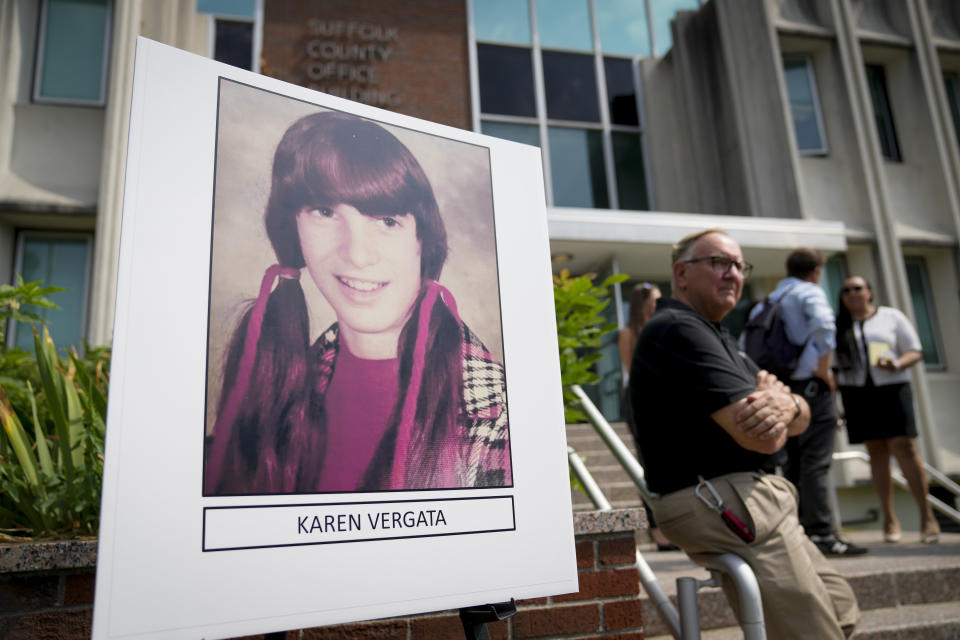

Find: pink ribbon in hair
<box><xmin>205</xmin><ymin>264</ymin><xmax>300</xmax><ymax>494</ymax></box>
<box><xmin>389</xmin><ymin>280</ymin><xmax>460</xmax><ymax>489</ymax></box>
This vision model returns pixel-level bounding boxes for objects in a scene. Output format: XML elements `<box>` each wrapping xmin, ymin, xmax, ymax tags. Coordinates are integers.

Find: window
<box><xmin>8</xmin><ymin>234</ymin><xmax>92</xmax><ymax>353</ymax></box>
<box><xmin>865</xmin><ymin>64</ymin><xmax>902</xmax><ymax>161</ymax></box>
<box><xmin>213</xmin><ymin>20</ymin><xmax>253</xmax><ymax>70</ymax></box>
<box><xmin>472</xmin><ymin>0</ymin><xmax>700</xmax><ymax>210</ymax></box>
<box><xmin>821</xmin><ymin>254</ymin><xmax>847</xmax><ymax>316</ymax></box>
<box><xmin>478</xmin><ymin>45</ymin><xmax>536</xmax><ymax>117</ymax></box>
<box><xmin>943</xmin><ymin>72</ymin><xmax>960</xmax><ymax>150</ymax></box>
<box><xmin>33</xmin><ymin>0</ymin><xmax>112</xmax><ymax>105</ymax></box>
<box><xmin>783</xmin><ymin>57</ymin><xmax>827</xmax><ymax>154</ymax></box>
<box><xmin>198</xmin><ymin>0</ymin><xmax>261</xmax><ymax>72</ymax></box>
<box><xmin>904</xmin><ymin>257</ymin><xmax>944</xmax><ymax>368</ymax></box>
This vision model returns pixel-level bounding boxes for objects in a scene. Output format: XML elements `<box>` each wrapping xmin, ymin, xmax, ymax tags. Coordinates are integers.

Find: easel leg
<box><xmin>459</xmin><ymin>599</ymin><xmax>517</xmax><ymax>640</ymax></box>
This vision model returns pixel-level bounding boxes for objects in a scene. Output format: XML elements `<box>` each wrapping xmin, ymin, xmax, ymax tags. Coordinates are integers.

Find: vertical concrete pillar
<box><xmin>830</xmin><ymin>0</ymin><xmax>942</xmax><ymax>468</ymax></box>
<box><xmin>88</xmin><ymin>0</ymin><xmax>142</xmax><ymax>346</ymax></box>
<box><xmin>0</xmin><ymin>0</ymin><xmax>20</xmax><ymax>175</ymax></box>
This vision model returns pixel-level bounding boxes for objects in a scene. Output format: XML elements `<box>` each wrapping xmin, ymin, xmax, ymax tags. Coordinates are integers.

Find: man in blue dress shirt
<box><xmin>746</xmin><ymin>248</ymin><xmax>866</xmax><ymax>556</ymax></box>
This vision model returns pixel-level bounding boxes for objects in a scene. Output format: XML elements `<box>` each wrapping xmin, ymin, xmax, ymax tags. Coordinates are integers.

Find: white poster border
<box><xmin>92</xmin><ymin>38</ymin><xmax>575</xmax><ymax>640</ymax></box>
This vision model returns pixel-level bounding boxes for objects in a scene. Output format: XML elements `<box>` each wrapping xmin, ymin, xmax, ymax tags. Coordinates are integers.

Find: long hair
<box><xmin>834</xmin><ymin>278</ymin><xmax>872</xmax><ymax>372</ymax></box>
<box><xmin>627</xmin><ymin>283</ymin><xmax>660</xmax><ymax>337</ymax></box>
<box><xmin>208</xmin><ymin>111</ymin><xmax>458</xmax><ymax>494</ymax></box>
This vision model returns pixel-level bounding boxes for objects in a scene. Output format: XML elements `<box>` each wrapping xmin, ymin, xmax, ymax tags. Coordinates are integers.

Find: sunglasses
<box><xmin>841</xmin><ymin>285</ymin><xmax>865</xmax><ymax>294</ymax></box>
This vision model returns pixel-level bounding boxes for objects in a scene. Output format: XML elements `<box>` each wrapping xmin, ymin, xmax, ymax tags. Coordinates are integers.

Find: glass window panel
<box><xmin>548</xmin><ymin>127</ymin><xmax>609</xmax><ymax>207</ymax></box>
<box><xmin>604</xmin><ymin>57</ymin><xmax>639</xmax><ymax>126</ymax></box>
<box><xmin>474</xmin><ymin>0</ymin><xmax>531</xmax><ymax>45</ymax></box>
<box><xmin>536</xmin><ymin>0</ymin><xmax>593</xmax><ymax>51</ymax></box>
<box><xmin>14</xmin><ymin>237</ymin><xmax>90</xmax><ymax>352</ymax></box>
<box><xmin>481</xmin><ymin>121</ymin><xmax>541</xmax><ymax>147</ymax></box>
<box><xmin>822</xmin><ymin>254</ymin><xmax>847</xmax><ymax>316</ymax></box>
<box><xmin>542</xmin><ymin>51</ymin><xmax>600</xmax><ymax>121</ymax></box>
<box><xmin>214</xmin><ymin>19</ymin><xmax>253</xmax><ymax>70</ymax></box>
<box><xmin>596</xmin><ymin>0</ymin><xmax>651</xmax><ymax>57</ymax></box>
<box><xmin>197</xmin><ymin>0</ymin><xmax>255</xmax><ymax>18</ymax></box>
<box><xmin>904</xmin><ymin>259</ymin><xmax>943</xmax><ymax>367</ymax></box>
<box><xmin>612</xmin><ymin>132</ymin><xmax>648</xmax><ymax>209</ymax></box>
<box><xmin>651</xmin><ymin>0</ymin><xmax>699</xmax><ymax>56</ymax></box>
<box><xmin>37</xmin><ymin>0</ymin><xmax>110</xmax><ymax>103</ymax></box>
<box><xmin>944</xmin><ymin>73</ymin><xmax>960</xmax><ymax>150</ymax></box>
<box><xmin>866</xmin><ymin>64</ymin><xmax>902</xmax><ymax>161</ymax></box>
<box><xmin>784</xmin><ymin>58</ymin><xmax>826</xmax><ymax>153</ymax></box>
<box><xmin>478</xmin><ymin>44</ymin><xmax>537</xmax><ymax>117</ymax></box>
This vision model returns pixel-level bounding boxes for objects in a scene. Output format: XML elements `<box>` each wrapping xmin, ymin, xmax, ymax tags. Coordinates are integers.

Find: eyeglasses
<box><xmin>841</xmin><ymin>285</ymin><xmax>865</xmax><ymax>294</ymax></box>
<box><xmin>682</xmin><ymin>255</ymin><xmax>753</xmax><ymax>278</ymax></box>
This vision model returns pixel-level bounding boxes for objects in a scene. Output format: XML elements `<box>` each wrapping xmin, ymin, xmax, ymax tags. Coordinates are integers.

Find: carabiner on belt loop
<box><xmin>694</xmin><ymin>475</ymin><xmax>756</xmax><ymax>543</ymax></box>
<box><xmin>695</xmin><ymin>475</ymin><xmax>724</xmax><ymax>513</ymax></box>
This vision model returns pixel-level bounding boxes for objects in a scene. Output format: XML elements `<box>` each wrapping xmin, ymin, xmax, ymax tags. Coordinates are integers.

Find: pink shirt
<box><xmin>317</xmin><ymin>344</ymin><xmax>399</xmax><ymax>491</ymax></box>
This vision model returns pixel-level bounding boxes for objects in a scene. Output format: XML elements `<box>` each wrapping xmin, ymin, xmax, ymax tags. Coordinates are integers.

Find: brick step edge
<box><xmin>644</xmin><ymin>600</ymin><xmax>960</xmax><ymax>639</ymax></box>
<box><xmin>640</xmin><ymin>564</ymin><xmax>960</xmax><ymax>636</ymax></box>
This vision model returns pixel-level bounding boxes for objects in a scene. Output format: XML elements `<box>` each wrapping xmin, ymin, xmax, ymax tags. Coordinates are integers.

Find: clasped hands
<box><xmin>734</xmin><ymin>370</ymin><xmax>796</xmax><ymax>441</ymax></box>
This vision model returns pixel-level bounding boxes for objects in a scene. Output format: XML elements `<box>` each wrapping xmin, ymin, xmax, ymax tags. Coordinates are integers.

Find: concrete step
<box><xmin>639</xmin><ymin>530</ymin><xmax>960</xmax><ymax>638</ymax></box>
<box><xmin>645</xmin><ymin>600</ymin><xmax>960</xmax><ymax>639</ymax></box>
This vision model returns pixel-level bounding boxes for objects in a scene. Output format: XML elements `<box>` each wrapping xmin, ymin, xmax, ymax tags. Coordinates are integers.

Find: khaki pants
<box><xmin>652</xmin><ymin>472</ymin><xmax>860</xmax><ymax>640</ymax></box>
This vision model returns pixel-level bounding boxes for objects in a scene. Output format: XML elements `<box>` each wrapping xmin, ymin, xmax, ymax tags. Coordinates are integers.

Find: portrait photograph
<box><xmin>202</xmin><ymin>79</ymin><xmax>512</xmax><ymax>496</ymax></box>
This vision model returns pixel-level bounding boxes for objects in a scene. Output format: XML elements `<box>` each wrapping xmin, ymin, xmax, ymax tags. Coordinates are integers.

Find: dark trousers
<box><xmin>784</xmin><ymin>378</ymin><xmax>837</xmax><ymax>538</ymax></box>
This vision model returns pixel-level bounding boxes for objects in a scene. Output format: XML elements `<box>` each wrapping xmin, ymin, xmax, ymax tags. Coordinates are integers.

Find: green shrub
<box><xmin>0</xmin><ymin>280</ymin><xmax>109</xmax><ymax>540</ymax></box>
<box><xmin>553</xmin><ymin>269</ymin><xmax>627</xmax><ymax>423</ymax></box>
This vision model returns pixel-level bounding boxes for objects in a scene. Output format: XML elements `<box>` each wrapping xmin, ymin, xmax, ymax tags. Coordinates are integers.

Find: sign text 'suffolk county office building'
<box><xmin>2</xmin><ymin>0</ymin><xmax>960</xmax><ymax>498</ymax></box>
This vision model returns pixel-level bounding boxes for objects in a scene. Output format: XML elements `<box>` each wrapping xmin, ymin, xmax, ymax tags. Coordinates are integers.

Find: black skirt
<box><xmin>839</xmin><ymin>381</ymin><xmax>917</xmax><ymax>444</ymax></box>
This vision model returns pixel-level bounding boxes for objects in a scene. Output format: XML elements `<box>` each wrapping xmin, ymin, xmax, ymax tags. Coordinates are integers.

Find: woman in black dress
<box><xmin>835</xmin><ymin>276</ymin><xmax>939</xmax><ymax>544</ymax></box>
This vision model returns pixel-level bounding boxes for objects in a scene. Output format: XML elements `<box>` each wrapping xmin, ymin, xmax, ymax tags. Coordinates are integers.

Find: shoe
<box><xmin>883</xmin><ymin>530</ymin><xmax>902</xmax><ymax>543</ymax></box>
<box><xmin>656</xmin><ymin>543</ymin><xmax>680</xmax><ymax>552</ymax></box>
<box><xmin>922</xmin><ymin>532</ymin><xmax>940</xmax><ymax>544</ymax></box>
<box><xmin>810</xmin><ymin>534</ymin><xmax>869</xmax><ymax>557</ymax></box>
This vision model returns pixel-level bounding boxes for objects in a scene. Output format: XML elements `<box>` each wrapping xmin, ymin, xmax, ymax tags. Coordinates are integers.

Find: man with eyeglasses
<box><xmin>744</xmin><ymin>249</ymin><xmax>868</xmax><ymax>558</ymax></box>
<box><xmin>629</xmin><ymin>229</ymin><xmax>859</xmax><ymax>639</ymax></box>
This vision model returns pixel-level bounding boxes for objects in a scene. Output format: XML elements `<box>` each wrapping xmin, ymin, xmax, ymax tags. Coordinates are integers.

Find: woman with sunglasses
<box><xmin>835</xmin><ymin>276</ymin><xmax>939</xmax><ymax>544</ymax></box>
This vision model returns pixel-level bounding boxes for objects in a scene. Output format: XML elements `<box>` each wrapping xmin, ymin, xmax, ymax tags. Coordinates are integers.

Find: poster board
<box><xmin>92</xmin><ymin>38</ymin><xmax>575</xmax><ymax>639</ymax></box>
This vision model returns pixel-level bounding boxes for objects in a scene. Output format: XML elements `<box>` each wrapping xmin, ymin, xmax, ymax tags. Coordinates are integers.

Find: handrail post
<box><xmin>676</xmin><ymin>577</ymin><xmax>702</xmax><ymax>640</ymax></box>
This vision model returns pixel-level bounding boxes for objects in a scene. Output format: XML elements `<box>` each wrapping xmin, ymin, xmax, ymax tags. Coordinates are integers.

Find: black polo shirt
<box><xmin>629</xmin><ymin>298</ymin><xmax>777</xmax><ymax>494</ymax></box>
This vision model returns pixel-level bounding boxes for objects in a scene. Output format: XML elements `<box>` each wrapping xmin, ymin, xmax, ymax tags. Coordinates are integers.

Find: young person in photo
<box><xmin>204</xmin><ymin>111</ymin><xmax>511</xmax><ymax>495</ymax></box>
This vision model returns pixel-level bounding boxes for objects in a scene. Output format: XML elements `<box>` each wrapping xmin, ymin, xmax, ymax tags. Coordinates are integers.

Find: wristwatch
<box><xmin>790</xmin><ymin>394</ymin><xmax>803</xmax><ymax>421</ymax></box>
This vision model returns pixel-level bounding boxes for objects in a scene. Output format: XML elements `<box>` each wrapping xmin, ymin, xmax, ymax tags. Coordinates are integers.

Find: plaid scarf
<box><xmin>311</xmin><ymin>321</ymin><xmax>512</xmax><ymax>488</ymax></box>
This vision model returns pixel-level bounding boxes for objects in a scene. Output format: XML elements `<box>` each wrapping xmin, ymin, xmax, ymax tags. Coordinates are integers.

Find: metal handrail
<box><xmin>700</xmin><ymin>556</ymin><xmax>766</xmax><ymax>640</ymax></box>
<box><xmin>569</xmin><ymin>384</ymin><xmax>765</xmax><ymax>640</ymax></box>
<box><xmin>832</xmin><ymin>450</ymin><xmax>960</xmax><ymax>526</ymax></box>
<box><xmin>570</xmin><ymin>385</ymin><xmax>653</xmax><ymax>503</ymax></box>
<box><xmin>566</xmin><ymin>442</ymin><xmax>682</xmax><ymax>638</ymax></box>
<box><xmin>568</xmin><ymin>446</ymin><xmax>612</xmax><ymax>511</ymax></box>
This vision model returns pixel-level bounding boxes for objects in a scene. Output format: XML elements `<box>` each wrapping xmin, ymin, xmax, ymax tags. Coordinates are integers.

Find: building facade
<box><xmin>1</xmin><ymin>0</ymin><xmax>958</xmax><ymax>482</ymax></box>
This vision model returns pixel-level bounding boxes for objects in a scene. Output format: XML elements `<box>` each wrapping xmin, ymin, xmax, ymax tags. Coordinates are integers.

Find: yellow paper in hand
<box><xmin>868</xmin><ymin>341</ymin><xmax>892</xmax><ymax>366</ymax></box>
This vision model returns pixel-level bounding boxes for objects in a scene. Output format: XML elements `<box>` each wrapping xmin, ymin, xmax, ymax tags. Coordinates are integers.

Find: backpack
<box><xmin>741</xmin><ymin>285</ymin><xmax>803</xmax><ymax>379</ymax></box>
